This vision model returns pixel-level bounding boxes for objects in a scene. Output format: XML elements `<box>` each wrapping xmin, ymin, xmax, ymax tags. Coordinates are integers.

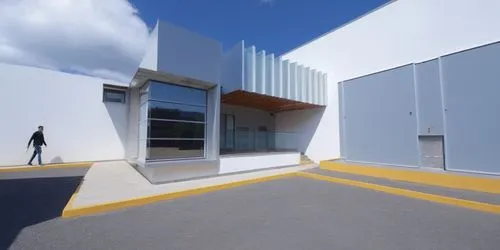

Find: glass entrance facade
<box><xmin>139</xmin><ymin>80</ymin><xmax>207</xmax><ymax>161</ymax></box>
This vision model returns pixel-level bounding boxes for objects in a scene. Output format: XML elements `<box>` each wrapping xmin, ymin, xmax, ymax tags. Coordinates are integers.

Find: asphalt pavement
<box><xmin>3</xmin><ymin>176</ymin><xmax>499</xmax><ymax>250</ymax></box>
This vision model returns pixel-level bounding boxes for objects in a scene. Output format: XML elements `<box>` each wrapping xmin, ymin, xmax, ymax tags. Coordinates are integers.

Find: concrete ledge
<box><xmin>136</xmin><ymin>159</ymin><xmax>219</xmax><ymax>184</ymax></box>
<box><xmin>220</xmin><ymin>152</ymin><xmax>300</xmax><ymax>174</ymax></box>
<box><xmin>62</xmin><ymin>172</ymin><xmax>295</xmax><ymax>218</ymax></box>
<box><xmin>320</xmin><ymin>161</ymin><xmax>500</xmax><ymax>194</ymax></box>
<box><xmin>0</xmin><ymin>162</ymin><xmax>93</xmax><ymax>173</ymax></box>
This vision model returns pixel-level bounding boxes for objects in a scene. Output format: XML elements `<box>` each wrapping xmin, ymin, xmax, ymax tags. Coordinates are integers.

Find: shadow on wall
<box><xmin>299</xmin><ymin>107</ymin><xmax>325</xmax><ymax>153</ymax></box>
<box><xmin>278</xmin><ymin>107</ymin><xmax>325</xmax><ymax>154</ymax></box>
<box><xmin>0</xmin><ymin>177</ymin><xmax>82</xmax><ymax>249</ymax></box>
<box><xmin>50</xmin><ymin>156</ymin><xmax>64</xmax><ymax>164</ymax></box>
<box><xmin>105</xmin><ymin>103</ymin><xmax>128</xmax><ymax>154</ymax></box>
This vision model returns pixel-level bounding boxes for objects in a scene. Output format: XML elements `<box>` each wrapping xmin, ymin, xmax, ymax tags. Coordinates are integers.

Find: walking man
<box><xmin>27</xmin><ymin>126</ymin><xmax>47</xmax><ymax>166</ymax></box>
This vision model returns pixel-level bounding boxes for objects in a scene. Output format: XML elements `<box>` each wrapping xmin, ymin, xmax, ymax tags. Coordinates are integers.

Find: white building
<box><xmin>1</xmin><ymin>0</ymin><xmax>499</xmax><ymax>182</ymax></box>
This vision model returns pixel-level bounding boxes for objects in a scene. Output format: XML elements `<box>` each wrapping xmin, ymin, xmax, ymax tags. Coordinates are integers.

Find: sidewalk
<box><xmin>64</xmin><ymin>161</ymin><xmax>316</xmax><ymax>217</ymax></box>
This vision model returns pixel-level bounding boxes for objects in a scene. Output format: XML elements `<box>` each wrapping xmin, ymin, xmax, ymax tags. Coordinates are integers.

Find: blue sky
<box><xmin>130</xmin><ymin>0</ymin><xmax>389</xmax><ymax>54</ymax></box>
<box><xmin>0</xmin><ymin>0</ymin><xmax>388</xmax><ymax>82</ymax></box>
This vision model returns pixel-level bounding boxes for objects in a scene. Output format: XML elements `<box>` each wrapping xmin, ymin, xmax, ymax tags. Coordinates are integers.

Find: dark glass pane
<box><xmin>147</xmin><ymin>139</ymin><xmax>204</xmax><ymax>159</ymax></box>
<box><xmin>149</xmin><ymin>81</ymin><xmax>206</xmax><ymax>106</ymax></box>
<box><xmin>149</xmin><ymin>120</ymin><xmax>204</xmax><ymax>139</ymax></box>
<box><xmin>149</xmin><ymin>101</ymin><xmax>205</xmax><ymax>122</ymax></box>
<box><xmin>104</xmin><ymin>89</ymin><xmax>125</xmax><ymax>103</ymax></box>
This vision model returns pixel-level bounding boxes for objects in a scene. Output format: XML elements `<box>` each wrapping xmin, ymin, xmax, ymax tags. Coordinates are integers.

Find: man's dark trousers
<box><xmin>29</xmin><ymin>145</ymin><xmax>42</xmax><ymax>165</ymax></box>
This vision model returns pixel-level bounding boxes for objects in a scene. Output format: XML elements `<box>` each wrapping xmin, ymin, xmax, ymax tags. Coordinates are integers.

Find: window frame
<box><xmin>103</xmin><ymin>84</ymin><xmax>128</xmax><ymax>104</ymax></box>
<box><xmin>144</xmin><ymin>81</ymin><xmax>208</xmax><ymax>162</ymax></box>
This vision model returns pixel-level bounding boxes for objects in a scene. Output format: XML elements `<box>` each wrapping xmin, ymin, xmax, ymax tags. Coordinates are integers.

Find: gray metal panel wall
<box><xmin>341</xmin><ymin>65</ymin><xmax>419</xmax><ymax>167</ymax></box>
<box><xmin>415</xmin><ymin>59</ymin><xmax>444</xmax><ymax>135</ymax></box>
<box><xmin>441</xmin><ymin>42</ymin><xmax>500</xmax><ymax>174</ymax></box>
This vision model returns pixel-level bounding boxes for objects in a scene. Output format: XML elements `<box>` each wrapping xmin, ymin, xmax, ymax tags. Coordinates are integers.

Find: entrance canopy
<box><xmin>222</xmin><ymin>90</ymin><xmax>321</xmax><ymax>113</ymax></box>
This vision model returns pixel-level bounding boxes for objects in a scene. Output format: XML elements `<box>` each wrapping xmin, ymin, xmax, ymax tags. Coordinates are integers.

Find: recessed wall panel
<box><xmin>342</xmin><ymin>65</ymin><xmax>419</xmax><ymax>167</ymax></box>
<box><xmin>441</xmin><ymin>42</ymin><xmax>500</xmax><ymax>174</ymax></box>
<box><xmin>415</xmin><ymin>59</ymin><xmax>444</xmax><ymax>135</ymax></box>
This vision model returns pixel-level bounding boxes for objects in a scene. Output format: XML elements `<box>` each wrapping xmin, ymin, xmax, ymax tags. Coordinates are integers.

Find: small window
<box><xmin>103</xmin><ymin>85</ymin><xmax>127</xmax><ymax>103</ymax></box>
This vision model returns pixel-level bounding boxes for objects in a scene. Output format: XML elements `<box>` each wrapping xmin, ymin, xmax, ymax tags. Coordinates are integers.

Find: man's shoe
<box><xmin>27</xmin><ymin>163</ymin><xmax>33</xmax><ymax>166</ymax></box>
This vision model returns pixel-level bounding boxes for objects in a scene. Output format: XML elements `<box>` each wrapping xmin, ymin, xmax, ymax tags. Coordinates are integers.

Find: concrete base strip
<box><xmin>0</xmin><ymin>162</ymin><xmax>93</xmax><ymax>173</ymax></box>
<box><xmin>298</xmin><ymin>172</ymin><xmax>500</xmax><ymax>215</ymax></box>
<box><xmin>62</xmin><ymin>173</ymin><xmax>295</xmax><ymax>218</ymax></box>
<box><xmin>320</xmin><ymin>161</ymin><xmax>500</xmax><ymax>194</ymax></box>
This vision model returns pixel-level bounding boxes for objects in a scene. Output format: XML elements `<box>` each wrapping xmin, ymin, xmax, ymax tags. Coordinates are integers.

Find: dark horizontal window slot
<box><xmin>103</xmin><ymin>88</ymin><xmax>126</xmax><ymax>103</ymax></box>
<box><xmin>149</xmin><ymin>101</ymin><xmax>206</xmax><ymax>122</ymax></box>
<box><xmin>147</xmin><ymin>139</ymin><xmax>204</xmax><ymax>160</ymax></box>
<box><xmin>149</xmin><ymin>120</ymin><xmax>205</xmax><ymax>139</ymax></box>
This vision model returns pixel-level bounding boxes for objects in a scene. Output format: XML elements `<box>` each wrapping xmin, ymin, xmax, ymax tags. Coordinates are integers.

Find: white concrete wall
<box><xmin>139</xmin><ymin>22</ymin><xmax>159</xmax><ymax>72</ymax></box>
<box><xmin>275</xmin><ymin>108</ymin><xmax>326</xmax><ymax>158</ymax></box>
<box><xmin>156</xmin><ymin>21</ymin><xmax>222</xmax><ymax>84</ymax></box>
<box><xmin>125</xmin><ymin>87</ymin><xmax>140</xmax><ymax>162</ymax></box>
<box><xmin>280</xmin><ymin>0</ymin><xmax>500</xmax><ymax>162</ymax></box>
<box><xmin>221</xmin><ymin>41</ymin><xmax>244</xmax><ymax>93</ymax></box>
<box><xmin>219</xmin><ymin>152</ymin><xmax>300</xmax><ymax>174</ymax></box>
<box><xmin>206</xmin><ymin>86</ymin><xmax>221</xmax><ymax>160</ymax></box>
<box><xmin>0</xmin><ymin>63</ymin><xmax>128</xmax><ymax>166</ymax></box>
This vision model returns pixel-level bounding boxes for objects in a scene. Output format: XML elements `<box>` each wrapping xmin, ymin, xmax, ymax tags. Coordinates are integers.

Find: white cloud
<box><xmin>0</xmin><ymin>0</ymin><xmax>150</xmax><ymax>82</ymax></box>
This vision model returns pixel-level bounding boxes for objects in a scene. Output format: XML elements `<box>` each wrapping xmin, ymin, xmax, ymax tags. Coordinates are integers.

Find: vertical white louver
<box><xmin>239</xmin><ymin>43</ymin><xmax>327</xmax><ymax>106</ymax></box>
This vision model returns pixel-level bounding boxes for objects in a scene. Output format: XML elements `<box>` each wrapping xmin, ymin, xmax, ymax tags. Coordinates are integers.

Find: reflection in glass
<box><xmin>149</xmin><ymin>81</ymin><xmax>207</xmax><ymax>106</ymax></box>
<box><xmin>148</xmin><ymin>139</ymin><xmax>204</xmax><ymax>159</ymax></box>
<box><xmin>142</xmin><ymin>80</ymin><xmax>208</xmax><ymax>160</ymax></box>
<box><xmin>149</xmin><ymin>101</ymin><xmax>205</xmax><ymax>122</ymax></box>
<box><xmin>104</xmin><ymin>89</ymin><xmax>126</xmax><ymax>103</ymax></box>
<box><xmin>149</xmin><ymin>120</ymin><xmax>205</xmax><ymax>139</ymax></box>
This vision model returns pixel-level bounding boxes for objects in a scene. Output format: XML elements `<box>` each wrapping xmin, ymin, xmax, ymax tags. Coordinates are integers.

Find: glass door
<box><xmin>225</xmin><ymin>114</ymin><xmax>235</xmax><ymax>150</ymax></box>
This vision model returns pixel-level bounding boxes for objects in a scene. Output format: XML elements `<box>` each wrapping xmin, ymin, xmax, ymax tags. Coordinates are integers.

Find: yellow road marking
<box><xmin>298</xmin><ymin>172</ymin><xmax>500</xmax><ymax>214</ymax></box>
<box><xmin>61</xmin><ymin>168</ymin><xmax>500</xmax><ymax>219</ymax></box>
<box><xmin>320</xmin><ymin>161</ymin><xmax>500</xmax><ymax>194</ymax></box>
<box><xmin>0</xmin><ymin>162</ymin><xmax>93</xmax><ymax>173</ymax></box>
<box><xmin>62</xmin><ymin>172</ymin><xmax>295</xmax><ymax>218</ymax></box>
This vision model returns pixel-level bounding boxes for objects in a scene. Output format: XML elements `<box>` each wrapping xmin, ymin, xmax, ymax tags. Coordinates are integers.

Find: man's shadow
<box><xmin>0</xmin><ymin>176</ymin><xmax>81</xmax><ymax>249</ymax></box>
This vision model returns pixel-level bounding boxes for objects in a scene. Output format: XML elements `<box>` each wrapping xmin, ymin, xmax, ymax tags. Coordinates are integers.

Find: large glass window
<box><xmin>149</xmin><ymin>120</ymin><xmax>205</xmax><ymax>139</ymax></box>
<box><xmin>149</xmin><ymin>81</ymin><xmax>206</xmax><ymax>106</ymax></box>
<box><xmin>144</xmin><ymin>81</ymin><xmax>207</xmax><ymax>160</ymax></box>
<box><xmin>148</xmin><ymin>139</ymin><xmax>204</xmax><ymax>159</ymax></box>
<box><xmin>149</xmin><ymin>101</ymin><xmax>205</xmax><ymax>122</ymax></box>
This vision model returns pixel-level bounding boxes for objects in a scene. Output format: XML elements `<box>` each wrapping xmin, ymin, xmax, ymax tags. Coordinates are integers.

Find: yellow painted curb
<box><xmin>297</xmin><ymin>172</ymin><xmax>500</xmax><ymax>215</ymax></box>
<box><xmin>62</xmin><ymin>172</ymin><xmax>296</xmax><ymax>218</ymax></box>
<box><xmin>320</xmin><ymin>161</ymin><xmax>500</xmax><ymax>194</ymax></box>
<box><xmin>0</xmin><ymin>162</ymin><xmax>94</xmax><ymax>173</ymax></box>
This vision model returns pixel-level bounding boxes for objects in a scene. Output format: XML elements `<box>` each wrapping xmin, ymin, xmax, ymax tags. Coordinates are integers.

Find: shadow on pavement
<box><xmin>0</xmin><ymin>177</ymin><xmax>81</xmax><ymax>249</ymax></box>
